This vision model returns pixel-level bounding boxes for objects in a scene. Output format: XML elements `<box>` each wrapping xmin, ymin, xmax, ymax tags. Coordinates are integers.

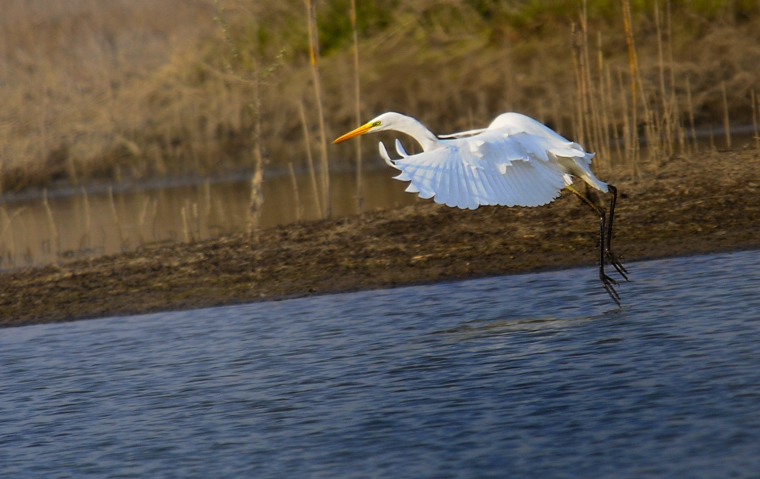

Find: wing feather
<box><xmin>499</xmin><ymin>161</ymin><xmax>521</xmax><ymax>206</ymax></box>
<box><xmin>437</xmin><ymin>157</ymin><xmax>455</xmax><ymax>207</ymax></box>
<box><xmin>395</xmin><ymin>139</ymin><xmax>409</xmax><ymax>157</ymax></box>
<box><xmin>463</xmin><ymin>162</ymin><xmax>481</xmax><ymax>209</ymax></box>
<box><xmin>475</xmin><ymin>165</ymin><xmax>497</xmax><ymax>205</ymax></box>
<box><xmin>378</xmin><ymin>141</ymin><xmax>399</xmax><ymax>169</ymax></box>
<box><xmin>491</xmin><ymin>168</ymin><xmax>512</xmax><ymax>205</ymax></box>
<box><xmin>474</xmin><ymin>164</ymin><xmax>496</xmax><ymax>204</ymax></box>
<box><xmin>489</xmin><ymin>168</ymin><xmax>509</xmax><ymax>205</ymax></box>
<box><xmin>458</xmin><ymin>161</ymin><xmax>474</xmax><ymax>208</ymax></box>
<box><xmin>527</xmin><ymin>162</ymin><xmax>552</xmax><ymax>205</ymax></box>
<box><xmin>452</xmin><ymin>156</ymin><xmax>466</xmax><ymax>206</ymax></box>
<box><xmin>449</xmin><ymin>159</ymin><xmax>466</xmax><ymax>207</ymax></box>
<box><xmin>391</xmin><ymin>131</ymin><xmax>567</xmax><ymax>209</ymax></box>
<box><xmin>405</xmin><ymin>182</ymin><xmax>419</xmax><ymax>193</ymax></box>
<box><xmin>454</xmin><ymin>157</ymin><xmax>473</xmax><ymax>209</ymax></box>
<box><xmin>513</xmin><ymin>162</ymin><xmax>538</xmax><ymax>206</ymax></box>
<box><xmin>451</xmin><ymin>151</ymin><xmax>468</xmax><ymax>207</ymax></box>
<box><xmin>441</xmin><ymin>152</ymin><xmax>459</xmax><ymax>207</ymax></box>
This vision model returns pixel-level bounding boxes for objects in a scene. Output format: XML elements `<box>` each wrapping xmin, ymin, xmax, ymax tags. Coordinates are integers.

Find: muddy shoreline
<box><xmin>2</xmin><ymin>149</ymin><xmax>759</xmax><ymax>327</ymax></box>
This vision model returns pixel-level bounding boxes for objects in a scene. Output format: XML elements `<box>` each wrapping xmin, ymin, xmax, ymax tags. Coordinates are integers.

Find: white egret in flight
<box><xmin>334</xmin><ymin>112</ymin><xmax>628</xmax><ymax>305</ymax></box>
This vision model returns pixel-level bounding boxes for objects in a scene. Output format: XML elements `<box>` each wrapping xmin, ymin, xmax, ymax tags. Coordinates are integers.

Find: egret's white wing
<box><xmin>378</xmin><ymin>141</ymin><xmax>400</xmax><ymax>170</ymax></box>
<box><xmin>394</xmin><ymin>139</ymin><xmax>409</xmax><ymax>157</ymax></box>
<box><xmin>392</xmin><ymin>131</ymin><xmax>567</xmax><ymax>210</ymax></box>
<box><xmin>487</xmin><ymin>112</ymin><xmax>607</xmax><ymax>191</ymax></box>
<box><xmin>437</xmin><ymin>128</ymin><xmax>488</xmax><ymax>139</ymax></box>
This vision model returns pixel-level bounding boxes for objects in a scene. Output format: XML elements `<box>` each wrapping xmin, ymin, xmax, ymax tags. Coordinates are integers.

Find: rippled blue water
<box><xmin>2</xmin><ymin>250</ymin><xmax>760</xmax><ymax>478</ymax></box>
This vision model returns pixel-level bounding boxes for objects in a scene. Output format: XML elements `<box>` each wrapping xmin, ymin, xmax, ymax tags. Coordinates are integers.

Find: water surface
<box><xmin>0</xmin><ymin>169</ymin><xmax>416</xmax><ymax>267</ymax></box>
<box><xmin>1</xmin><ymin>250</ymin><xmax>759</xmax><ymax>477</ymax></box>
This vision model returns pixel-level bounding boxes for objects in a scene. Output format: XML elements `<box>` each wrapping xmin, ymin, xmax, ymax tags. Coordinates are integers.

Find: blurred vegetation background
<box><xmin>2</xmin><ymin>0</ymin><xmax>760</xmax><ymax>193</ymax></box>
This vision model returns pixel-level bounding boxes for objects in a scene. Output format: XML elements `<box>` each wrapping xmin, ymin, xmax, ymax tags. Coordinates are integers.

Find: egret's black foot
<box><xmin>600</xmin><ymin>272</ymin><xmax>621</xmax><ymax>307</ymax></box>
<box><xmin>606</xmin><ymin>250</ymin><xmax>629</xmax><ymax>281</ymax></box>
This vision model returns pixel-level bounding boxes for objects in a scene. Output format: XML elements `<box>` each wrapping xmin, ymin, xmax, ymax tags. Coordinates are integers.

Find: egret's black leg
<box><xmin>566</xmin><ymin>185</ymin><xmax>621</xmax><ymax>306</ymax></box>
<box><xmin>605</xmin><ymin>184</ymin><xmax>628</xmax><ymax>281</ymax></box>
<box><xmin>597</xmin><ymin>207</ymin><xmax>621</xmax><ymax>307</ymax></box>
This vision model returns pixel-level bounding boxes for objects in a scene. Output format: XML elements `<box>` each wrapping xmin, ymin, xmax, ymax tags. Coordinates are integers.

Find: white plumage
<box><xmin>339</xmin><ymin>112</ymin><xmax>607</xmax><ymax>210</ymax></box>
<box><xmin>334</xmin><ymin>111</ymin><xmax>627</xmax><ymax>304</ymax></box>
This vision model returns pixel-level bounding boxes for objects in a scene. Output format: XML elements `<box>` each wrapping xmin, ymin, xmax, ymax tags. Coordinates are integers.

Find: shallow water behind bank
<box><xmin>0</xmin><ymin>168</ymin><xmax>415</xmax><ymax>269</ymax></box>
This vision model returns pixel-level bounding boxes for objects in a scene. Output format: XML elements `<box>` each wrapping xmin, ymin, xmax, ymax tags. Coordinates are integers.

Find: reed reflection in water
<box><xmin>0</xmin><ymin>169</ymin><xmax>416</xmax><ymax>268</ymax></box>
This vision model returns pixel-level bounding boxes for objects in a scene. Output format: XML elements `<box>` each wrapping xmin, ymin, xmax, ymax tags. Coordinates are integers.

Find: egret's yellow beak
<box><xmin>333</xmin><ymin>122</ymin><xmax>374</xmax><ymax>143</ymax></box>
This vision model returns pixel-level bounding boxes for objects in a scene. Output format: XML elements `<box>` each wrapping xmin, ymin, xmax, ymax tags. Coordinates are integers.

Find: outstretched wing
<box><xmin>437</xmin><ymin>128</ymin><xmax>488</xmax><ymax>139</ymax></box>
<box><xmin>391</xmin><ymin>130</ymin><xmax>568</xmax><ymax>210</ymax></box>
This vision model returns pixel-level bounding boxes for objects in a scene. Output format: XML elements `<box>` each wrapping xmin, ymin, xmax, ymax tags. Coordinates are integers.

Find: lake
<box><xmin>0</xmin><ymin>168</ymin><xmax>417</xmax><ymax>268</ymax></box>
<box><xmin>1</xmin><ymin>250</ymin><xmax>759</xmax><ymax>477</ymax></box>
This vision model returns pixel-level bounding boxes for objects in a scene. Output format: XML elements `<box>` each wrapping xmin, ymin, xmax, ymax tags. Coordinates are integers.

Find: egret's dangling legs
<box><xmin>605</xmin><ymin>185</ymin><xmax>628</xmax><ymax>280</ymax></box>
<box><xmin>566</xmin><ymin>185</ymin><xmax>626</xmax><ymax>306</ymax></box>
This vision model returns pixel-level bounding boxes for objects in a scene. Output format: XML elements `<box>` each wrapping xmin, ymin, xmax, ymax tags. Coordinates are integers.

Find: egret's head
<box><xmin>333</xmin><ymin>112</ymin><xmax>399</xmax><ymax>143</ymax></box>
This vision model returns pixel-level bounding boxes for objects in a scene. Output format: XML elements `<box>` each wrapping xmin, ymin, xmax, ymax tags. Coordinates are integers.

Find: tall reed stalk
<box><xmin>350</xmin><ymin>0</ymin><xmax>363</xmax><ymax>212</ymax></box>
<box><xmin>654</xmin><ymin>0</ymin><xmax>673</xmax><ymax>157</ymax></box>
<box><xmin>248</xmin><ymin>68</ymin><xmax>265</xmax><ymax>242</ymax></box>
<box><xmin>621</xmin><ymin>0</ymin><xmax>641</xmax><ymax>180</ymax></box>
<box><xmin>80</xmin><ymin>186</ymin><xmax>91</xmax><ymax>254</ymax></box>
<box><xmin>665</xmin><ymin>0</ymin><xmax>686</xmax><ymax>157</ymax></box>
<box><xmin>42</xmin><ymin>189</ymin><xmax>60</xmax><ymax>256</ymax></box>
<box><xmin>287</xmin><ymin>162</ymin><xmax>302</xmax><ymax>221</ymax></box>
<box><xmin>181</xmin><ymin>206</ymin><xmax>190</xmax><ymax>243</ymax></box>
<box><xmin>686</xmin><ymin>77</ymin><xmax>698</xmax><ymax>153</ymax></box>
<box><xmin>570</xmin><ymin>23</ymin><xmax>586</xmax><ymax>146</ymax></box>
<box><xmin>575</xmin><ymin>6</ymin><xmax>591</xmax><ymax>150</ymax></box>
<box><xmin>305</xmin><ymin>0</ymin><xmax>331</xmax><ymax>218</ymax></box>
<box><xmin>108</xmin><ymin>186</ymin><xmax>127</xmax><ymax>250</ymax></box>
<box><xmin>721</xmin><ymin>81</ymin><xmax>731</xmax><ymax>149</ymax></box>
<box><xmin>137</xmin><ymin>196</ymin><xmax>151</xmax><ymax>246</ymax></box>
<box><xmin>752</xmin><ymin>89</ymin><xmax>760</xmax><ymax>150</ymax></box>
<box><xmin>597</xmin><ymin>33</ymin><xmax>613</xmax><ymax>169</ymax></box>
<box><xmin>214</xmin><ymin>0</ymin><xmax>267</xmax><ymax>241</ymax></box>
<box><xmin>0</xmin><ymin>207</ymin><xmax>25</xmax><ymax>267</ymax></box>
<box><xmin>580</xmin><ymin>2</ymin><xmax>605</xmax><ymax>169</ymax></box>
<box><xmin>299</xmin><ymin>100</ymin><xmax>323</xmax><ymax>217</ymax></box>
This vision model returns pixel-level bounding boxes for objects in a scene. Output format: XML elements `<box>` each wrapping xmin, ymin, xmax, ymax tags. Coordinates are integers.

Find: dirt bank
<box><xmin>2</xmin><ymin>149</ymin><xmax>759</xmax><ymax>327</ymax></box>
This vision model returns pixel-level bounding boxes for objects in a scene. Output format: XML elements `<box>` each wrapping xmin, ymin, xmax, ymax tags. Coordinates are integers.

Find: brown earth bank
<box><xmin>1</xmin><ymin>148</ymin><xmax>759</xmax><ymax>327</ymax></box>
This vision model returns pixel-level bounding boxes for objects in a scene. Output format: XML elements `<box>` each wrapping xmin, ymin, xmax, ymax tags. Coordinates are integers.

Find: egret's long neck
<box><xmin>392</xmin><ymin>115</ymin><xmax>440</xmax><ymax>151</ymax></box>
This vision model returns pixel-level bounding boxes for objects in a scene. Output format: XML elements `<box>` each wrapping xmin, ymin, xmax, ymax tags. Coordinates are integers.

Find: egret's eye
<box><xmin>371</xmin><ymin>121</ymin><xmax>382</xmax><ymax>127</ymax></box>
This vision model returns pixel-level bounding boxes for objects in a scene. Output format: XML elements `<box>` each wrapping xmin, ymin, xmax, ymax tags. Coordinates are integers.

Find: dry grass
<box><xmin>1</xmin><ymin>0</ymin><xmax>760</xmax><ymax>195</ymax></box>
<box><xmin>0</xmin><ymin>0</ymin><xmax>217</xmax><ymax>192</ymax></box>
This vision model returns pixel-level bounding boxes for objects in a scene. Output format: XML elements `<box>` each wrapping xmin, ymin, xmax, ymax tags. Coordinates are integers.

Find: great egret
<box><xmin>334</xmin><ymin>112</ymin><xmax>627</xmax><ymax>305</ymax></box>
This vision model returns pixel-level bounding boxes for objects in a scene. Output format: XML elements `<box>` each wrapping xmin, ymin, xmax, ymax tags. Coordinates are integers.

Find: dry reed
<box><xmin>287</xmin><ymin>162</ymin><xmax>302</xmax><ymax>221</ymax></box>
<box><xmin>0</xmin><ymin>206</ymin><xmax>25</xmax><ymax>267</ymax></box>
<box><xmin>721</xmin><ymin>81</ymin><xmax>731</xmax><ymax>149</ymax></box>
<box><xmin>752</xmin><ymin>90</ymin><xmax>760</xmax><ymax>150</ymax></box>
<box><xmin>108</xmin><ymin>187</ymin><xmax>127</xmax><ymax>250</ymax></box>
<box><xmin>42</xmin><ymin>189</ymin><xmax>60</xmax><ymax>256</ymax></box>
<box><xmin>79</xmin><ymin>186</ymin><xmax>91</xmax><ymax>255</ymax></box>
<box><xmin>686</xmin><ymin>77</ymin><xmax>698</xmax><ymax>154</ymax></box>
<box><xmin>137</xmin><ymin>196</ymin><xmax>151</xmax><ymax>246</ymax></box>
<box><xmin>305</xmin><ymin>0</ymin><xmax>331</xmax><ymax>218</ymax></box>
<box><xmin>181</xmin><ymin>206</ymin><xmax>190</xmax><ymax>243</ymax></box>
<box><xmin>299</xmin><ymin>100</ymin><xmax>323</xmax><ymax>217</ymax></box>
<box><xmin>350</xmin><ymin>0</ymin><xmax>364</xmax><ymax>212</ymax></box>
<box><xmin>654</xmin><ymin>0</ymin><xmax>673</xmax><ymax>157</ymax></box>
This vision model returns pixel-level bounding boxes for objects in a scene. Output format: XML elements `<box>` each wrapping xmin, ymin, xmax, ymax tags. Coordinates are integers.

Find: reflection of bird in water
<box><xmin>334</xmin><ymin>111</ymin><xmax>628</xmax><ymax>305</ymax></box>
